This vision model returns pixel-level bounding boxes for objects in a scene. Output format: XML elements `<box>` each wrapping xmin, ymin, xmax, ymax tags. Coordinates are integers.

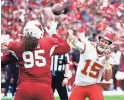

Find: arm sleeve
<box><xmin>73</xmin><ymin>40</ymin><xmax>86</xmax><ymax>53</ymax></box>
<box><xmin>52</xmin><ymin>34</ymin><xmax>70</xmax><ymax>55</ymax></box>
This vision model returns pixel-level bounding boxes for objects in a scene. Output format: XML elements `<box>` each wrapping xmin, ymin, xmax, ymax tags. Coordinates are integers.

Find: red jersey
<box><xmin>2</xmin><ymin>34</ymin><xmax>70</xmax><ymax>85</ymax></box>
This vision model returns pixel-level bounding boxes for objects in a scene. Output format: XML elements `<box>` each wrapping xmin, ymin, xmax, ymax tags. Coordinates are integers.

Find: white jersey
<box><xmin>74</xmin><ymin>40</ymin><xmax>114</xmax><ymax>86</ymax></box>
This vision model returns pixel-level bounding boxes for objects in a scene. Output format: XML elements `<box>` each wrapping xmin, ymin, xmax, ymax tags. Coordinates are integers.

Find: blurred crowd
<box><xmin>1</xmin><ymin>0</ymin><xmax>124</xmax><ymax>96</ymax></box>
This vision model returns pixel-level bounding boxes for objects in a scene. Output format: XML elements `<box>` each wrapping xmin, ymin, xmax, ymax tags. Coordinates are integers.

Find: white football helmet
<box><xmin>23</xmin><ymin>20</ymin><xmax>44</xmax><ymax>39</ymax></box>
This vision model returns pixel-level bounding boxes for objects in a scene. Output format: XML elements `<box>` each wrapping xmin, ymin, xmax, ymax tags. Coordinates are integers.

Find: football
<box><xmin>51</xmin><ymin>3</ymin><xmax>64</xmax><ymax>15</ymax></box>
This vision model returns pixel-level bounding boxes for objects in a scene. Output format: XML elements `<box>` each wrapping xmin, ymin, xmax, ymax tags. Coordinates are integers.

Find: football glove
<box><xmin>45</xmin><ymin>20</ymin><xmax>58</xmax><ymax>35</ymax></box>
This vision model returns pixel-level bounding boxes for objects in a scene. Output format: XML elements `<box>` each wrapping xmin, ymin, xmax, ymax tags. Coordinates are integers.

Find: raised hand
<box><xmin>104</xmin><ymin>49</ymin><xmax>111</xmax><ymax>60</ymax></box>
<box><xmin>66</xmin><ymin>35</ymin><xmax>77</xmax><ymax>48</ymax></box>
<box><xmin>67</xmin><ymin>35</ymin><xmax>77</xmax><ymax>44</ymax></box>
<box><xmin>105</xmin><ymin>52</ymin><xmax>111</xmax><ymax>60</ymax></box>
<box><xmin>45</xmin><ymin>20</ymin><xmax>58</xmax><ymax>35</ymax></box>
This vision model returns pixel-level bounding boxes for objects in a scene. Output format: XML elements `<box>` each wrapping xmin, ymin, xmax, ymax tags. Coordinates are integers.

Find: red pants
<box><xmin>14</xmin><ymin>81</ymin><xmax>54</xmax><ymax>100</ymax></box>
<box><xmin>69</xmin><ymin>84</ymin><xmax>104</xmax><ymax>100</ymax></box>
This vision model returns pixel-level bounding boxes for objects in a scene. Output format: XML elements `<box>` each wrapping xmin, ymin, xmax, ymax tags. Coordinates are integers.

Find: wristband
<box><xmin>105</xmin><ymin>59</ymin><xmax>111</xmax><ymax>70</ymax></box>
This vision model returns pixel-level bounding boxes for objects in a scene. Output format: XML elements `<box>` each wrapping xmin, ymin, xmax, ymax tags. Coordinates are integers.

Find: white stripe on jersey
<box><xmin>51</xmin><ymin>55</ymin><xmax>59</xmax><ymax>71</ymax></box>
<box><xmin>50</xmin><ymin>45</ymin><xmax>57</xmax><ymax>57</ymax></box>
<box><xmin>58</xmin><ymin>64</ymin><xmax>63</xmax><ymax>71</ymax></box>
<box><xmin>51</xmin><ymin>54</ymin><xmax>70</xmax><ymax>72</ymax></box>
<box><xmin>54</xmin><ymin>55</ymin><xmax>59</xmax><ymax>71</ymax></box>
<box><xmin>65</xmin><ymin>53</ymin><xmax>70</xmax><ymax>64</ymax></box>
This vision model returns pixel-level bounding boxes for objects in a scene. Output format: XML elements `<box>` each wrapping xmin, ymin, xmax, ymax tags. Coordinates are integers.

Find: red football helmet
<box><xmin>99</xmin><ymin>31</ymin><xmax>115</xmax><ymax>45</ymax></box>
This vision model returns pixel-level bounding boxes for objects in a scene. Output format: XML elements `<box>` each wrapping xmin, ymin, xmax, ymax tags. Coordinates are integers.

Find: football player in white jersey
<box><xmin>67</xmin><ymin>31</ymin><xmax>115</xmax><ymax>100</ymax></box>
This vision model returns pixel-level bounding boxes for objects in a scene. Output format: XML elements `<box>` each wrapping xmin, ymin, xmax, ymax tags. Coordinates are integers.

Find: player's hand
<box><xmin>66</xmin><ymin>35</ymin><xmax>77</xmax><ymax>48</ymax></box>
<box><xmin>62</xmin><ymin>78</ymin><xmax>68</xmax><ymax>87</ymax></box>
<box><xmin>104</xmin><ymin>52</ymin><xmax>112</xmax><ymax>70</ymax></box>
<box><xmin>67</xmin><ymin>35</ymin><xmax>77</xmax><ymax>44</ymax></box>
<box><xmin>104</xmin><ymin>51</ymin><xmax>111</xmax><ymax>60</ymax></box>
<box><xmin>45</xmin><ymin>20</ymin><xmax>58</xmax><ymax>35</ymax></box>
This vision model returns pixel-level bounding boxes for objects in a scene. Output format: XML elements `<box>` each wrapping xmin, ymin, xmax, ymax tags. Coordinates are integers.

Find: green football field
<box><xmin>56</xmin><ymin>95</ymin><xmax>124</xmax><ymax>100</ymax></box>
<box><xmin>1</xmin><ymin>95</ymin><xmax>124</xmax><ymax>100</ymax></box>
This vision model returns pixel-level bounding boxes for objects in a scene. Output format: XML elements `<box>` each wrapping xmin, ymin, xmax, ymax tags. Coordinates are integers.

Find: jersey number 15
<box><xmin>82</xmin><ymin>59</ymin><xmax>103</xmax><ymax>78</ymax></box>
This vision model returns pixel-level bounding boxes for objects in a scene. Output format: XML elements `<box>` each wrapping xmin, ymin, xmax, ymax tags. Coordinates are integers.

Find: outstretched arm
<box><xmin>45</xmin><ymin>20</ymin><xmax>70</xmax><ymax>55</ymax></box>
<box><xmin>52</xmin><ymin>34</ymin><xmax>70</xmax><ymax>55</ymax></box>
<box><xmin>67</xmin><ymin>35</ymin><xmax>86</xmax><ymax>52</ymax></box>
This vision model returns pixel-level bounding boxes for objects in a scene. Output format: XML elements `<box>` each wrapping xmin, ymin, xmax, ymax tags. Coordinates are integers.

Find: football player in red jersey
<box><xmin>1</xmin><ymin>20</ymin><xmax>70</xmax><ymax>100</ymax></box>
<box><xmin>67</xmin><ymin>31</ymin><xmax>114</xmax><ymax>100</ymax></box>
